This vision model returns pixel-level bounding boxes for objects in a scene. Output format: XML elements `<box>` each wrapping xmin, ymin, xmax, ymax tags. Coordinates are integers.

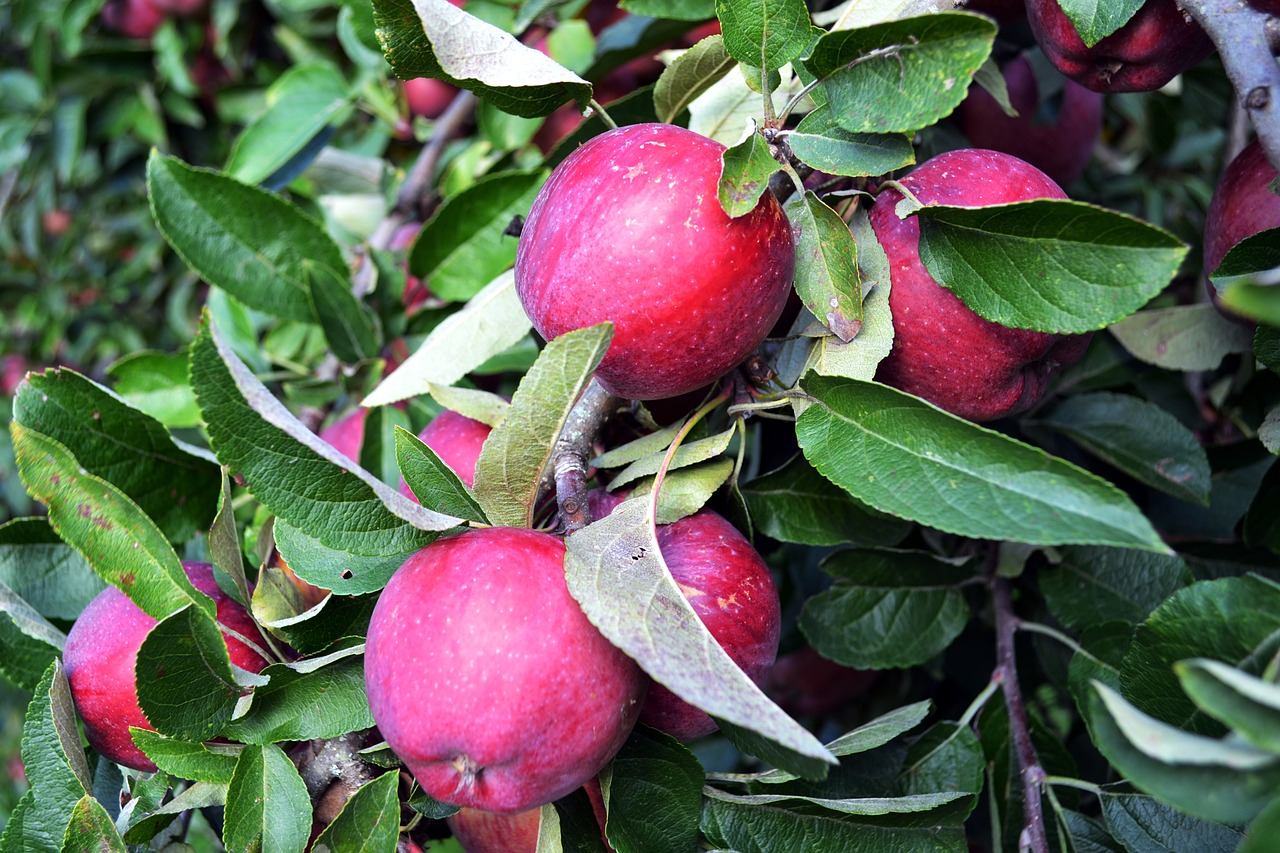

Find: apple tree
<box><xmin>1</xmin><ymin>0</ymin><xmax>1280</xmax><ymax>851</ymax></box>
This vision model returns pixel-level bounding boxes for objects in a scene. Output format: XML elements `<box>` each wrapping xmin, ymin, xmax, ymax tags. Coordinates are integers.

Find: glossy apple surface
<box><xmin>1204</xmin><ymin>140</ymin><xmax>1280</xmax><ymax>276</ymax></box>
<box><xmin>1027</xmin><ymin>0</ymin><xmax>1212</xmax><ymax>92</ymax></box>
<box><xmin>447</xmin><ymin>777</ymin><xmax>612</xmax><ymax>852</ymax></box>
<box><xmin>871</xmin><ymin>149</ymin><xmax>1092</xmax><ymax>422</ymax></box>
<box><xmin>398</xmin><ymin>409</ymin><xmax>491</xmax><ymax>499</ymax></box>
<box><xmin>319</xmin><ymin>407</ymin><xmax>369</xmax><ymax>463</ymax></box>
<box><xmin>364</xmin><ymin>528</ymin><xmax>646</xmax><ymax>813</ymax></box>
<box><xmin>515</xmin><ymin>123</ymin><xmax>794</xmax><ymax>400</ymax></box>
<box><xmin>640</xmin><ymin>510</ymin><xmax>781</xmax><ymax>741</ymax></box>
<box><xmin>956</xmin><ymin>54</ymin><xmax>1102</xmax><ymax>187</ymax></box>
<box><xmin>63</xmin><ymin>561</ymin><xmax>268</xmax><ymax>771</ymax></box>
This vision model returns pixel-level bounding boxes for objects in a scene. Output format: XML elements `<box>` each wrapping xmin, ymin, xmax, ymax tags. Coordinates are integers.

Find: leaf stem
<box><xmin>648</xmin><ymin>387</ymin><xmax>732</xmax><ymax>521</ymax></box>
<box><xmin>958</xmin><ymin>675</ymin><xmax>1002</xmax><ymax>729</ymax></box>
<box><xmin>589</xmin><ymin>99</ymin><xmax>618</xmax><ymax>130</ymax></box>
<box><xmin>1043</xmin><ymin>775</ymin><xmax>1103</xmax><ymax>796</ymax></box>
<box><xmin>1017</xmin><ymin>620</ymin><xmax>1104</xmax><ymax>666</ymax></box>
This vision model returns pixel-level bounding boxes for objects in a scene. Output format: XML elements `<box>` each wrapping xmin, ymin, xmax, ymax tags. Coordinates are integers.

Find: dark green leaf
<box><xmin>715</xmin><ymin>0</ymin><xmax>814</xmax><ymax>71</ymax></box>
<box><xmin>1040</xmin><ymin>546</ymin><xmax>1189</xmax><ymax>632</ymax></box>
<box><xmin>1256</xmin><ymin>325</ymin><xmax>1280</xmax><ymax>374</ymax></box>
<box><xmin>135</xmin><ymin>604</ymin><xmax>243</xmax><ymax>741</ymax></box>
<box><xmin>395</xmin><ymin>426</ymin><xmax>488</xmax><ymax>524</ymax></box>
<box><xmin>718</xmin><ymin>128</ymin><xmax>779</xmax><ymax>219</ymax></box>
<box><xmin>209</xmin><ymin>471</ymin><xmax>250</xmax><ymax>607</ymax></box>
<box><xmin>18</xmin><ymin>662</ymin><xmax>91</xmax><ymax>853</ymax></box>
<box><xmin>1244</xmin><ymin>460</ymin><xmax>1280</xmax><ymax>553</ymax></box>
<box><xmin>273</xmin><ymin>521</ymin><xmax>419</xmax><ymax>598</ymax></box>
<box><xmin>309</xmin><ymin>263</ymin><xmax>381</xmax><ymax>364</ymax></box>
<box><xmin>1109</xmin><ymin>305</ymin><xmax>1254</xmax><ymax>372</ymax></box>
<box><xmin>1240</xmin><ymin>796</ymin><xmax>1280</xmax><ymax>853</ymax></box>
<box><xmin>653</xmin><ymin>34</ymin><xmax>734</xmax><ymax>124</ymax></box>
<box><xmin>311</xmin><ymin>771</ymin><xmax>400</xmax><ymax>853</ymax></box>
<box><xmin>786</xmin><ymin>191</ymin><xmax>863</xmax><ymax>341</ymax></box>
<box><xmin>895</xmin><ymin>723</ymin><xmax>983</xmax><ymax>809</ymax></box>
<box><xmin>129</xmin><ymin>730</ymin><xmax>239</xmax><ymax>784</ymax></box>
<box><xmin>223</xmin><ymin>744</ymin><xmax>312</xmax><ymax>853</ymax></box>
<box><xmin>604</xmin><ymin>726</ymin><xmax>702</xmax><ymax>853</ymax></box>
<box><xmin>620</xmin><ymin>0</ymin><xmax>715</xmax><ymax>19</ymax></box>
<box><xmin>789</xmin><ymin>109</ymin><xmax>915</xmax><ymax>177</ymax></box>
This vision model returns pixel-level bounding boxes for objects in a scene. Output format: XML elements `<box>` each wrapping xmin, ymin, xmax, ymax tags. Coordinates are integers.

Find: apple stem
<box><xmin>1178</xmin><ymin>0</ymin><xmax>1280</xmax><ymax>173</ymax></box>
<box><xmin>647</xmin><ymin>386</ymin><xmax>733</xmax><ymax>522</ymax></box>
<box><xmin>552</xmin><ymin>378</ymin><xmax>620</xmax><ymax>533</ymax></box>
<box><xmin>588</xmin><ymin>99</ymin><xmax>618</xmax><ymax>130</ymax></box>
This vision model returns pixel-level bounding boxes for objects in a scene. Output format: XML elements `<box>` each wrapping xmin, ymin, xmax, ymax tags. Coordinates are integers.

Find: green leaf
<box><xmin>120</xmin><ymin>780</ymin><xmax>228</xmax><ymax>845</ymax></box>
<box><xmin>311</xmin><ymin>771</ymin><xmax>400</xmax><ymax>853</ymax></box>
<box><xmin>409</xmin><ymin>171</ymin><xmax>545</xmax><ymax>303</ymax></box>
<box><xmin>787</xmin><ymin>191</ymin><xmax>863</xmax><ymax>342</ymax></box>
<box><xmin>0</xmin><ymin>578</ymin><xmax>65</xmax><ymax>689</ymax></box>
<box><xmin>1259</xmin><ymin>325</ymin><xmax>1280</xmax><ymax>375</ymax></box>
<box><xmin>362</xmin><ymin>271</ymin><xmax>533</xmax><ymax>407</ymax></box>
<box><xmin>1241</xmin><ymin>796</ymin><xmax>1280</xmax><ymax>853</ymax></box>
<box><xmin>1221</xmin><ymin>283</ymin><xmax>1280</xmax><ymax>328</ymax></box>
<box><xmin>226</xmin><ymin>63</ymin><xmax>353</xmax><ymax>186</ymax></box>
<box><xmin>1260</xmin><ymin>406</ymin><xmax>1280</xmax><ymax>456</ymax></box>
<box><xmin>742</xmin><ymin>454</ymin><xmax>911</xmax><ymax>547</ymax></box>
<box><xmin>552</xmin><ymin>785</ymin><xmax>608</xmax><ymax>853</ymax></box>
<box><xmin>1121</xmin><ymin>576</ymin><xmax>1280</xmax><ymax>734</ymax></box>
<box><xmin>788</xmin><ymin>109</ymin><xmax>915</xmax><ymax>177</ymax></box>
<box><xmin>1101</xmin><ymin>792</ymin><xmax>1243</xmax><ymax>853</ymax></box>
<box><xmin>805</xmin><ymin>13</ymin><xmax>995</xmax><ymax>135</ymax></box>
<box><xmin>223</xmin><ymin>744</ymin><xmax>312</xmax><ymax>853</ymax></box>
<box><xmin>653</xmin><ymin>34</ymin><xmax>735</xmax><ymax>124</ymax></box>
<box><xmin>129</xmin><ymin>730</ymin><xmax>239</xmax><ymax>784</ymax></box>
<box><xmin>800</xmin><ymin>549</ymin><xmax>971</xmax><ymax>670</ymax></box>
<box><xmin>473</xmin><ymin>324</ymin><xmax>614</xmax><ymax>528</ymax></box>
<box><xmin>718</xmin><ymin>128</ymin><xmax>780</xmax><ymax>219</ymax></box>
<box><xmin>1086</xmin><ymin>682</ymin><xmax>1280</xmax><ymax>826</ymax></box>
<box><xmin>1109</xmin><ymin>305</ymin><xmax>1255</xmax><ymax>372</ymax></box>
<box><xmin>147</xmin><ymin>152</ymin><xmax>347</xmax><ymax>324</ymax></box>
<box><xmin>19</xmin><ymin>662</ymin><xmax>91</xmax><ymax>853</ymax></box>
<box><xmin>703</xmin><ymin>785</ymin><xmax>969</xmax><ymax>819</ymax></box>
<box><xmin>60</xmin><ymin>795</ymin><xmax>126</xmax><ymax>853</ymax></box>
<box><xmin>13</xmin><ymin>368</ymin><xmax>220</xmax><ymax>543</ymax></box>
<box><xmin>912</xmin><ymin>200</ymin><xmax>1186</xmax><ymax>334</ymax></box>
<box><xmin>620</xmin><ymin>0</ymin><xmax>716</xmax><ymax>19</ymax></box>
<box><xmin>796</xmin><ymin>376</ymin><xmax>1169</xmax><ymax>551</ymax></box>
<box><xmin>1177</xmin><ymin>659</ymin><xmax>1280</xmax><ymax>754</ymax></box>
<box><xmin>189</xmin><ymin>314</ymin><xmax>459</xmax><ymax>561</ymax></box>
<box><xmin>1039</xmin><ymin>546</ymin><xmax>1188</xmax><ymax>632</ymax></box>
<box><xmin>395</xmin><ymin>426</ymin><xmax>488</xmax><ymax>523</ymax></box>
<box><xmin>0</xmin><ymin>518</ymin><xmax>104</xmax><ymax>620</ymax></box>
<box><xmin>631</xmin><ymin>458</ymin><xmax>734</xmax><ymax>525</ymax></box>
<box><xmin>222</xmin><ymin>642</ymin><xmax>374</xmax><ymax>744</ymax></box>
<box><xmin>135</xmin><ymin>604</ymin><xmax>242</xmax><ymax>741</ymax></box>
<box><xmin>210</xmin><ymin>471</ymin><xmax>250</xmax><ymax>607</ymax></box>
<box><xmin>273</xmin><ymin>521</ymin><xmax>417</xmax><ymax>598</ymax></box>
<box><xmin>607</xmin><ymin>427</ymin><xmax>735</xmax><ymax>492</ymax></box>
<box><xmin>10</xmin><ymin>424</ymin><xmax>212</xmax><ymax>621</ymax></box>
<box><xmin>1054</xmin><ymin>0</ymin><xmax>1144</xmax><ymax>46</ymax></box>
<box><xmin>106</xmin><ymin>350</ymin><xmax>201</xmax><ymax>429</ymax></box>
<box><xmin>715</xmin><ymin>0</ymin><xmax>814</xmax><ymax>71</ymax></box>
<box><xmin>309</xmin><ymin>263</ymin><xmax>381</xmax><ymax>364</ymax></box>
<box><xmin>373</xmin><ymin>0</ymin><xmax>591</xmax><ymax>117</ymax></box>
<box><xmin>603</xmin><ymin>726</ymin><xmax>703</xmax><ymax>853</ymax></box>
<box><xmin>1037</xmin><ymin>392</ymin><xmax>1211</xmax><ymax>505</ymax></box>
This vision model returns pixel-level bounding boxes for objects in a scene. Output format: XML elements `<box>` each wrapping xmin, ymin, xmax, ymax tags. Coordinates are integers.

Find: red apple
<box><xmin>870</xmin><ymin>149</ymin><xmax>1092</xmax><ymax>422</ymax></box>
<box><xmin>765</xmin><ymin>646</ymin><xmax>880</xmax><ymax>717</ymax></box>
<box><xmin>397</xmin><ymin>409</ymin><xmax>491</xmax><ymax>499</ymax></box>
<box><xmin>390</xmin><ymin>222</ymin><xmax>432</xmax><ymax>311</ymax></box>
<box><xmin>1</xmin><ymin>355</ymin><xmax>28</xmax><ymax>397</ymax></box>
<box><xmin>1027</xmin><ymin>0</ymin><xmax>1212</xmax><ymax>92</ymax></box>
<box><xmin>364</xmin><ymin>528</ymin><xmax>646</xmax><ymax>813</ymax></box>
<box><xmin>956</xmin><ymin>54</ymin><xmax>1102</xmax><ymax>187</ymax></box>
<box><xmin>319</xmin><ymin>407</ymin><xmax>369</xmax><ymax>463</ymax></box>
<box><xmin>63</xmin><ymin>562</ymin><xmax>269</xmax><ymax>772</ymax></box>
<box><xmin>1204</xmin><ymin>140</ymin><xmax>1280</xmax><ymax>276</ymax></box>
<box><xmin>446</xmin><ymin>777</ymin><xmax>612</xmax><ymax>852</ymax></box>
<box><xmin>101</xmin><ymin>0</ymin><xmax>166</xmax><ymax>39</ymax></box>
<box><xmin>515</xmin><ymin>123</ymin><xmax>794</xmax><ymax>400</ymax></box>
<box><xmin>638</xmin><ymin>510</ymin><xmax>781</xmax><ymax>741</ymax></box>
<box><xmin>404</xmin><ymin>77</ymin><xmax>460</xmax><ymax>120</ymax></box>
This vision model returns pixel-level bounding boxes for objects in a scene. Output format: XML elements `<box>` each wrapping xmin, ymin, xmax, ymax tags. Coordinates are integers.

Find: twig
<box><xmin>1178</xmin><ymin>0</ymin><xmax>1280</xmax><ymax>172</ymax></box>
<box><xmin>990</xmin><ymin>569</ymin><xmax>1049</xmax><ymax>853</ymax></box>
<box><xmin>553</xmin><ymin>379</ymin><xmax>621</xmax><ymax>533</ymax></box>
<box><xmin>292</xmin><ymin>731</ymin><xmax>378</xmax><ymax>822</ymax></box>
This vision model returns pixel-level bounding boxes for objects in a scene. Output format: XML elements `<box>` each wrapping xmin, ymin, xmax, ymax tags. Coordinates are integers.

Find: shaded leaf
<box><xmin>223</xmin><ymin>744</ymin><xmax>312</xmax><ymax>853</ymax></box>
<box><xmin>1109</xmin><ymin>305</ymin><xmax>1254</xmax><ymax>372</ymax></box>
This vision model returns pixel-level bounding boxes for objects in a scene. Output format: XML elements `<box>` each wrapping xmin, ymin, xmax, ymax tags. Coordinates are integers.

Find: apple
<box><xmin>364</xmin><ymin>527</ymin><xmax>646</xmax><ymax>813</ymax></box>
<box><xmin>870</xmin><ymin>149</ymin><xmax>1092</xmax><ymax>422</ymax></box>
<box><xmin>446</xmin><ymin>777</ymin><xmax>612</xmax><ymax>852</ymax></box>
<box><xmin>319</xmin><ymin>407</ymin><xmax>369</xmax><ymax>463</ymax></box>
<box><xmin>955</xmin><ymin>54</ymin><xmax>1102</xmax><ymax>187</ymax></box>
<box><xmin>1027</xmin><ymin>0</ymin><xmax>1212</xmax><ymax>92</ymax></box>
<box><xmin>1203</xmin><ymin>140</ymin><xmax>1280</xmax><ymax>276</ymax></box>
<box><xmin>63</xmin><ymin>562</ymin><xmax>269</xmax><ymax>772</ymax></box>
<box><xmin>101</xmin><ymin>0</ymin><xmax>166</xmax><ymax>39</ymax></box>
<box><xmin>515</xmin><ymin>123</ymin><xmax>794</xmax><ymax>400</ymax></box>
<box><xmin>638</xmin><ymin>510</ymin><xmax>781</xmax><ymax>740</ymax></box>
<box><xmin>1</xmin><ymin>355</ymin><xmax>28</xmax><ymax>397</ymax></box>
<box><xmin>765</xmin><ymin>646</ymin><xmax>880</xmax><ymax>718</ymax></box>
<box><xmin>404</xmin><ymin>77</ymin><xmax>460</xmax><ymax>121</ymax></box>
<box><xmin>398</xmin><ymin>409</ymin><xmax>492</xmax><ymax>499</ymax></box>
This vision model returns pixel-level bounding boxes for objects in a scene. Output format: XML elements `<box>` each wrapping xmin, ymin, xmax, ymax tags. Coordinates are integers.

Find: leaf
<box><xmin>473</xmin><ymin>324</ymin><xmax>613</xmax><ymax>528</ymax></box>
<box><xmin>1037</xmin><ymin>392</ymin><xmax>1211</xmax><ymax>505</ymax></box>
<box><xmin>129</xmin><ymin>730</ymin><xmax>239</xmax><ymax>784</ymax></box>
<box><xmin>1039</xmin><ymin>546</ymin><xmax>1188</xmax><ymax>632</ymax></box>
<box><xmin>653</xmin><ymin>34</ymin><xmax>735</xmax><ymax>124</ymax></box>
<box><xmin>373</xmin><ymin>0</ymin><xmax>591</xmax><ymax>117</ymax></box>
<box><xmin>209</xmin><ymin>471</ymin><xmax>250</xmax><ymax>608</ymax></box>
<box><xmin>189</xmin><ymin>314</ymin><xmax>459</xmax><ymax>560</ymax></box>
<box><xmin>796</xmin><ymin>376</ymin><xmax>1169</xmax><ymax>551</ymax></box>
<box><xmin>1177</xmin><ymin>659</ymin><xmax>1280</xmax><ymax>754</ymax></box>
<box><xmin>0</xmin><ymin>519</ymin><xmax>104</xmax><ymax>620</ymax></box>
<box><xmin>13</xmin><ymin>368</ymin><xmax>220</xmax><ymax>543</ymax></box>
<box><xmin>60</xmin><ymin>795</ymin><xmax>126</xmax><ymax>853</ymax></box>
<box><xmin>1259</xmin><ymin>325</ymin><xmax>1280</xmax><ymax>375</ymax></box>
<box><xmin>715</xmin><ymin>0</ymin><xmax>814</xmax><ymax>71</ymax></box>
<box><xmin>1244</xmin><ymin>460</ymin><xmax>1280</xmax><ymax>553</ymax></box>
<box><xmin>786</xmin><ymin>191</ymin><xmax>863</xmax><ymax>342</ymax></box>
<box><xmin>135</xmin><ymin>604</ymin><xmax>243</xmax><ymax>741</ymax></box>
<box><xmin>911</xmin><ymin>200</ymin><xmax>1186</xmax><ymax>334</ymax></box>
<box><xmin>119</xmin><ymin>781</ymin><xmax>229</xmax><ymax>845</ymax></box>
<box><xmin>10</xmin><ymin>424</ymin><xmax>213</xmax><ymax>621</ymax></box>
<box><xmin>309</xmin><ymin>262</ymin><xmax>381</xmax><ymax>364</ymax></box>
<box><xmin>1101</xmin><ymin>792</ymin><xmax>1243</xmax><ymax>853</ymax></box>
<box><xmin>1109</xmin><ymin>305</ymin><xmax>1255</xmax><ymax>371</ymax></box>
<box><xmin>788</xmin><ymin>109</ymin><xmax>915</xmax><ymax>177</ymax></box>
<box><xmin>1054</xmin><ymin>0</ymin><xmax>1145</xmax><ymax>47</ymax></box>
<box><xmin>608</xmin><ymin>427</ymin><xmax>735</xmax><ymax>492</ymax></box>
<box><xmin>603</xmin><ymin>726</ymin><xmax>703</xmax><ymax>853</ymax></box>
<box><xmin>409</xmin><ymin>170</ymin><xmax>545</xmax><ymax>303</ymax></box>
<box><xmin>361</xmin><ymin>271</ymin><xmax>533</xmax><ymax>407</ymax></box>
<box><xmin>223</xmin><ymin>744</ymin><xmax>312</xmax><ymax>853</ymax></box>
<box><xmin>592</xmin><ymin>423</ymin><xmax>684</xmax><ymax>469</ymax></box>
<box><xmin>631</xmin><ymin>458</ymin><xmax>733</xmax><ymax>524</ymax></box>
<box><xmin>106</xmin><ymin>350</ymin><xmax>201</xmax><ymax>429</ymax></box>
<box><xmin>1221</xmin><ymin>283</ymin><xmax>1280</xmax><ymax>327</ymax></box>
<box><xmin>273</xmin><ymin>521</ymin><xmax>417</xmax><ymax>598</ymax></box>
<box><xmin>620</xmin><ymin>0</ymin><xmax>716</xmax><ymax>19</ymax></box>
<box><xmin>742</xmin><ymin>453</ymin><xmax>910</xmax><ymax>547</ymax></box>
<box><xmin>148</xmin><ymin>152</ymin><xmax>348</xmax><ymax>324</ymax></box>
<box><xmin>19</xmin><ymin>662</ymin><xmax>91</xmax><ymax>853</ymax></box>
<box><xmin>1261</xmin><ymin>406</ymin><xmax>1280</xmax><ymax>456</ymax></box>
<box><xmin>1240</xmin><ymin>796</ymin><xmax>1280</xmax><ymax>853</ymax></box>
<box><xmin>566</xmin><ymin>495</ymin><xmax>835</xmax><ymax>777</ymax></box>
<box><xmin>395</xmin><ymin>426</ymin><xmax>488</xmax><ymax>523</ymax></box>
<box><xmin>311</xmin><ymin>771</ymin><xmax>401</xmax><ymax>853</ymax></box>
<box><xmin>0</xmin><ymin>578</ymin><xmax>66</xmax><ymax>689</ymax></box>
<box><xmin>800</xmin><ymin>549</ymin><xmax>971</xmax><ymax>669</ymax></box>
<box><xmin>804</xmin><ymin>13</ymin><xmax>995</xmax><ymax>135</ymax></box>
<box><xmin>703</xmin><ymin>785</ymin><xmax>969</xmax><ymax>818</ymax></box>
<box><xmin>718</xmin><ymin>127</ymin><xmax>780</xmax><ymax>219</ymax></box>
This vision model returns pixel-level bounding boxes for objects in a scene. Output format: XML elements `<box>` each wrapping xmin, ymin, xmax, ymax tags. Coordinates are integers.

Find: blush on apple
<box><xmin>515</xmin><ymin>123</ymin><xmax>794</xmax><ymax>400</ymax></box>
<box><xmin>364</xmin><ymin>528</ymin><xmax>646</xmax><ymax>813</ymax></box>
<box><xmin>397</xmin><ymin>409</ymin><xmax>492</xmax><ymax>499</ymax></box>
<box><xmin>1204</xmin><ymin>140</ymin><xmax>1280</xmax><ymax>276</ymax></box>
<box><xmin>956</xmin><ymin>54</ymin><xmax>1102</xmax><ymax>187</ymax></box>
<box><xmin>63</xmin><ymin>562</ymin><xmax>269</xmax><ymax>771</ymax></box>
<box><xmin>319</xmin><ymin>407</ymin><xmax>369</xmax><ymax>463</ymax></box>
<box><xmin>1027</xmin><ymin>0</ymin><xmax>1212</xmax><ymax>92</ymax></box>
<box><xmin>870</xmin><ymin>148</ymin><xmax>1092</xmax><ymax>422</ymax></box>
<box><xmin>101</xmin><ymin>0</ymin><xmax>166</xmax><ymax>39</ymax></box>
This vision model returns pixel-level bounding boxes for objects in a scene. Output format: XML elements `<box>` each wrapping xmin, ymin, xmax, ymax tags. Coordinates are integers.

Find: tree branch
<box><xmin>552</xmin><ymin>378</ymin><xmax>621</xmax><ymax>533</ymax></box>
<box><xmin>1179</xmin><ymin>0</ymin><xmax>1280</xmax><ymax>172</ymax></box>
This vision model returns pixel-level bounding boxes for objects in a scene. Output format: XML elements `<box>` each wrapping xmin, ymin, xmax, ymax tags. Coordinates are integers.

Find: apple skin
<box><xmin>447</xmin><ymin>777</ymin><xmax>612</xmax><ymax>852</ymax></box>
<box><xmin>319</xmin><ymin>408</ymin><xmax>369</xmax><ymax>463</ymax></box>
<box><xmin>515</xmin><ymin>123</ymin><xmax>795</xmax><ymax>401</ymax></box>
<box><xmin>397</xmin><ymin>409</ymin><xmax>492</xmax><ymax>499</ymax></box>
<box><xmin>101</xmin><ymin>0</ymin><xmax>166</xmax><ymax>39</ymax></box>
<box><xmin>364</xmin><ymin>528</ymin><xmax>647</xmax><ymax>813</ymax></box>
<box><xmin>956</xmin><ymin>54</ymin><xmax>1102</xmax><ymax>187</ymax></box>
<box><xmin>765</xmin><ymin>646</ymin><xmax>879</xmax><ymax>718</ymax></box>
<box><xmin>63</xmin><ymin>562</ymin><xmax>269</xmax><ymax>772</ymax></box>
<box><xmin>637</xmin><ymin>510</ymin><xmax>781</xmax><ymax>741</ymax></box>
<box><xmin>1204</xmin><ymin>140</ymin><xmax>1280</xmax><ymax>276</ymax></box>
<box><xmin>870</xmin><ymin>149</ymin><xmax>1092</xmax><ymax>422</ymax></box>
<box><xmin>1027</xmin><ymin>0</ymin><xmax>1212</xmax><ymax>93</ymax></box>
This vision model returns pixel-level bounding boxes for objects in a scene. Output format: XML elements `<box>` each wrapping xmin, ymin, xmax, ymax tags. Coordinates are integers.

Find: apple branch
<box><xmin>553</xmin><ymin>378</ymin><xmax>620</xmax><ymax>532</ymax></box>
<box><xmin>1178</xmin><ymin>0</ymin><xmax>1280</xmax><ymax>172</ymax></box>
